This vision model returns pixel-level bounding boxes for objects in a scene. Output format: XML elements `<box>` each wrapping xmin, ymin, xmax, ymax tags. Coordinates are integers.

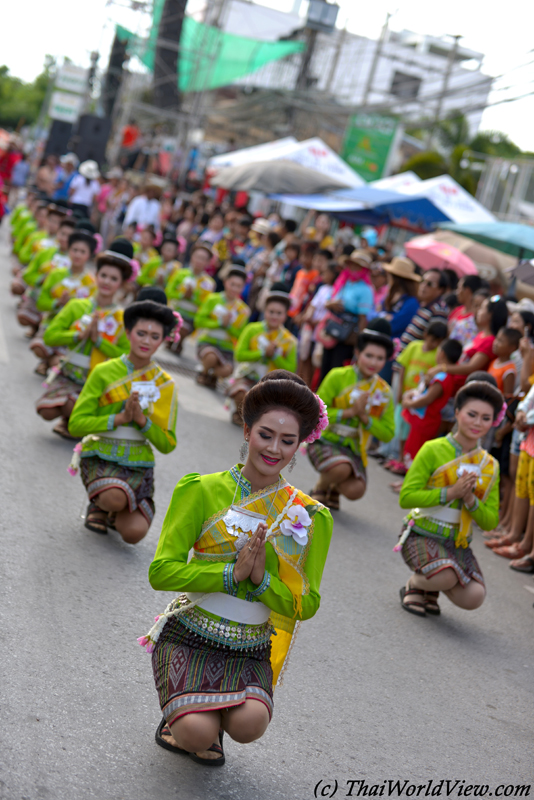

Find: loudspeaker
<box><xmin>44</xmin><ymin>120</ymin><xmax>73</xmax><ymax>158</ymax></box>
<box><xmin>72</xmin><ymin>115</ymin><xmax>112</xmax><ymax>166</ymax></box>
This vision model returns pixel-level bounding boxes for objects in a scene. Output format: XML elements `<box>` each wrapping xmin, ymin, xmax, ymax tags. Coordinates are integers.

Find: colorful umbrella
<box><xmin>405</xmin><ymin>236</ymin><xmax>478</xmax><ymax>277</ymax></box>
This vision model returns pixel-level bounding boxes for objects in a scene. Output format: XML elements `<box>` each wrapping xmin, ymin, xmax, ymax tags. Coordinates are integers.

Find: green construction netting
<box><xmin>116</xmin><ymin>6</ymin><xmax>304</xmax><ymax>93</ymax></box>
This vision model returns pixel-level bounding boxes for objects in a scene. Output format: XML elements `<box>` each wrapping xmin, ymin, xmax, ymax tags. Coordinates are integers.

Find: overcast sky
<box><xmin>3</xmin><ymin>0</ymin><xmax>533</xmax><ymax>151</ymax></box>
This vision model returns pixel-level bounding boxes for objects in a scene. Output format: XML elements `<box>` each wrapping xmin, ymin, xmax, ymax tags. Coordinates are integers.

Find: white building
<box><xmin>216</xmin><ymin>1</ymin><xmax>493</xmax><ymax>137</ymax></box>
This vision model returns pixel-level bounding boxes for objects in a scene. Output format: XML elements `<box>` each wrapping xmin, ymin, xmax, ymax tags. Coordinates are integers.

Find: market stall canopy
<box><xmin>440</xmin><ymin>221</ymin><xmax>534</xmax><ymax>259</ymax></box>
<box><xmin>369</xmin><ymin>171</ymin><xmax>422</xmax><ymax>192</ymax></box>
<box><xmin>211</xmin><ymin>160</ymin><xmax>351</xmax><ymax>194</ymax></box>
<box><xmin>208</xmin><ymin>137</ymin><xmax>365</xmax><ymax>188</ymax></box>
<box><xmin>398</xmin><ymin>175</ymin><xmax>496</xmax><ymax>224</ymax></box>
<box><xmin>270</xmin><ymin>186</ymin><xmax>450</xmax><ymax>232</ymax></box>
<box><xmin>405</xmin><ymin>236</ymin><xmax>478</xmax><ymax>277</ymax></box>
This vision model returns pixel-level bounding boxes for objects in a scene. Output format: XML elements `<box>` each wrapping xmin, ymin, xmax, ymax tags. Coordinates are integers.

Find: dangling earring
<box><xmin>239</xmin><ymin>439</ymin><xmax>249</xmax><ymax>462</ymax></box>
<box><xmin>288</xmin><ymin>454</ymin><xmax>297</xmax><ymax>473</ymax></box>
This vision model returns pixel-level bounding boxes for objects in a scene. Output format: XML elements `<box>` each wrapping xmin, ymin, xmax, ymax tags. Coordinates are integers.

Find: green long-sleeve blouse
<box><xmin>399</xmin><ymin>434</ymin><xmax>500</xmax><ymax>541</ymax></box>
<box><xmin>194</xmin><ymin>292</ymin><xmax>250</xmax><ymax>352</ymax></box>
<box><xmin>69</xmin><ymin>355</ymin><xmax>177</xmax><ymax>467</ymax></box>
<box><xmin>149</xmin><ymin>468</ymin><xmax>333</xmax><ymax>621</ymax></box>
<box><xmin>234</xmin><ymin>321</ymin><xmax>297</xmax><ymax>374</ymax></box>
<box><xmin>43</xmin><ymin>298</ymin><xmax>129</xmax><ymax>383</ymax></box>
<box><xmin>317</xmin><ymin>365</ymin><xmax>395</xmax><ymax>455</ymax></box>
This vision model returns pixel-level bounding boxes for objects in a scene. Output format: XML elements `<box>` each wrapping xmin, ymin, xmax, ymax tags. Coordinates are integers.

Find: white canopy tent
<box><xmin>208</xmin><ymin>136</ymin><xmax>365</xmax><ymax>188</ymax></box>
<box><xmin>396</xmin><ymin>175</ymin><xmax>496</xmax><ymax>224</ymax></box>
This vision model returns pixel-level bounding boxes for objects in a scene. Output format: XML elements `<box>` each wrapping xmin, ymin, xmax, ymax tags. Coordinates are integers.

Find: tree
<box><xmin>469</xmin><ymin>131</ymin><xmax>522</xmax><ymax>159</ymax></box>
<box><xmin>398</xmin><ymin>151</ymin><xmax>448</xmax><ymax>181</ymax></box>
<box><xmin>0</xmin><ymin>64</ymin><xmax>51</xmax><ymax>129</ymax></box>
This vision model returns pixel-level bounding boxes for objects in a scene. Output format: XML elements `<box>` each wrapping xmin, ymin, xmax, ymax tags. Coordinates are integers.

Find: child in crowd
<box><xmin>280</xmin><ymin>242</ymin><xmax>301</xmax><ymax>291</ymax></box>
<box><xmin>488</xmin><ymin>327</ymin><xmax>521</xmax><ymax>395</ymax></box>
<box><xmin>387</xmin><ymin>320</ymin><xmax>448</xmax><ymax>475</ymax></box>
<box><xmin>288</xmin><ymin>242</ymin><xmax>320</xmax><ymax>321</ymax></box>
<box><xmin>401</xmin><ymin>338</ymin><xmax>464</xmax><ymax>465</ymax></box>
<box><xmin>297</xmin><ymin>261</ymin><xmax>339</xmax><ymax>387</ymax></box>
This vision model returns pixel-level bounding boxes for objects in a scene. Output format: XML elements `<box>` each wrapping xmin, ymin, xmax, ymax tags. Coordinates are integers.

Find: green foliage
<box><xmin>469</xmin><ymin>131</ymin><xmax>522</xmax><ymax>158</ymax></box>
<box><xmin>437</xmin><ymin>112</ymin><xmax>470</xmax><ymax>150</ymax></box>
<box><xmin>0</xmin><ymin>64</ymin><xmax>51</xmax><ymax>129</ymax></box>
<box><xmin>399</xmin><ymin>151</ymin><xmax>448</xmax><ymax>180</ymax></box>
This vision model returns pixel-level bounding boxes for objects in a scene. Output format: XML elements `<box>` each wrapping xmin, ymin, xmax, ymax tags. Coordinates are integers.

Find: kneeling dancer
<box><xmin>139</xmin><ymin>371</ymin><xmax>333</xmax><ymax>765</ymax></box>
<box><xmin>308</xmin><ymin>324</ymin><xmax>395</xmax><ymax>510</ymax></box>
<box><xmin>35</xmin><ymin>240</ymin><xmax>132</xmax><ymax>437</ymax></box>
<box><xmin>397</xmin><ymin>380</ymin><xmax>502</xmax><ymax>617</ymax></box>
<box><xmin>68</xmin><ymin>300</ymin><xmax>179</xmax><ymax>542</ymax></box>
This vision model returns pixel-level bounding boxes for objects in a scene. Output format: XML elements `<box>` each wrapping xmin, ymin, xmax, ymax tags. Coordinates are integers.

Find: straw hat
<box><xmin>384</xmin><ymin>256</ymin><xmax>421</xmax><ymax>282</ymax></box>
<box><xmin>340</xmin><ymin>249</ymin><xmax>373</xmax><ymax>268</ymax></box>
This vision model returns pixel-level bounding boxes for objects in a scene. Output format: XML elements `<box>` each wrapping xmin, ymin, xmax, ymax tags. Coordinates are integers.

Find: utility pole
<box><xmin>296</xmin><ymin>28</ymin><xmax>318</xmax><ymax>90</ymax></box>
<box><xmin>325</xmin><ymin>23</ymin><xmax>347</xmax><ymax>94</ymax></box>
<box><xmin>362</xmin><ymin>12</ymin><xmax>391</xmax><ymax>108</ymax></box>
<box><xmin>427</xmin><ymin>34</ymin><xmax>461</xmax><ymax>145</ymax></box>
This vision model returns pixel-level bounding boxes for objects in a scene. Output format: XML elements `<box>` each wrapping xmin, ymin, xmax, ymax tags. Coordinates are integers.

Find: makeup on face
<box><xmin>357</xmin><ymin>344</ymin><xmax>387</xmax><ymax>378</ymax></box>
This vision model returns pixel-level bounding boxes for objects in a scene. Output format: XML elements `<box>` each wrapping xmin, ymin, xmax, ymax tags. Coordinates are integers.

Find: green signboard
<box><xmin>341</xmin><ymin>113</ymin><xmax>398</xmax><ymax>182</ymax></box>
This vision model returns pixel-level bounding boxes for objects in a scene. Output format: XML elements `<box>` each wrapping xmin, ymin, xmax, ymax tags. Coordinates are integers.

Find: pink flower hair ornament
<box><xmin>166</xmin><ymin>310</ymin><xmax>183</xmax><ymax>346</ymax></box>
<box><xmin>304</xmin><ymin>395</ymin><xmax>329</xmax><ymax>444</ymax></box>
<box><xmin>128</xmin><ymin>259</ymin><xmax>141</xmax><ymax>283</ymax></box>
<box><xmin>493</xmin><ymin>401</ymin><xmax>507</xmax><ymax>428</ymax></box>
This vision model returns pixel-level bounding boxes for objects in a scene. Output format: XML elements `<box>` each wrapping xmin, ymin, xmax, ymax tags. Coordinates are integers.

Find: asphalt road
<box><xmin>0</xmin><ymin>220</ymin><xmax>533</xmax><ymax>800</ymax></box>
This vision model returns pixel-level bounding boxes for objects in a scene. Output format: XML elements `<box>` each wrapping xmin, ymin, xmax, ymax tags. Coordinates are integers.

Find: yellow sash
<box><xmin>99</xmin><ymin>362</ymin><xmax>177</xmax><ymax>431</ymax></box>
<box><xmin>50</xmin><ymin>272</ymin><xmax>96</xmax><ymax>301</ymax></box>
<box><xmin>329</xmin><ymin>371</ymin><xmax>391</xmax><ymax>466</ymax></box>
<box><xmin>193</xmin><ymin>481</ymin><xmax>321</xmax><ymax>685</ymax></box>
<box><xmin>72</xmin><ymin>305</ymin><xmax>125</xmax><ymax>372</ymax></box>
<box><xmin>250</xmin><ymin>325</ymin><xmax>295</xmax><ymax>363</ymax></box>
<box><xmin>426</xmin><ymin>448</ymin><xmax>498</xmax><ymax>548</ymax></box>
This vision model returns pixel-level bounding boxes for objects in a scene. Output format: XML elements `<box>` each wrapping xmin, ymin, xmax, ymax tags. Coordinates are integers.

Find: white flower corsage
<box><xmin>98</xmin><ymin>315</ymin><xmax>119</xmax><ymax>336</ymax></box>
<box><xmin>279</xmin><ymin>504</ymin><xmax>312</xmax><ymax>546</ymax></box>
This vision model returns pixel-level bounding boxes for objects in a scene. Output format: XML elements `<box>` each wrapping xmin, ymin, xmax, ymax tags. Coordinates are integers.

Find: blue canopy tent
<box><xmin>270</xmin><ymin>186</ymin><xmax>451</xmax><ymax>233</ymax></box>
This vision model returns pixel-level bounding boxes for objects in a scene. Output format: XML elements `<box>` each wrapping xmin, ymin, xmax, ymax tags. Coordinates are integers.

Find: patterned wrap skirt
<box><xmin>35</xmin><ymin>374</ymin><xmax>82</xmax><ymax>412</ymax></box>
<box><xmin>401</xmin><ymin>530</ymin><xmax>484</xmax><ymax>587</ymax></box>
<box><xmin>307</xmin><ymin>438</ymin><xmax>366</xmax><ymax>482</ymax></box>
<box><xmin>80</xmin><ymin>456</ymin><xmax>155</xmax><ymax>524</ymax></box>
<box><xmin>17</xmin><ymin>294</ymin><xmax>41</xmax><ymax>326</ymax></box>
<box><xmin>197</xmin><ymin>342</ymin><xmax>234</xmax><ymax>367</ymax></box>
<box><xmin>152</xmin><ymin>614</ymin><xmax>274</xmax><ymax>727</ymax></box>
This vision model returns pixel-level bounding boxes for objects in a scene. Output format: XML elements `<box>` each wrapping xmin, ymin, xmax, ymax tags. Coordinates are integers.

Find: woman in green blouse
<box><xmin>398</xmin><ymin>380</ymin><xmax>502</xmax><ymax>617</ymax></box>
<box><xmin>68</xmin><ymin>300</ymin><xmax>179</xmax><ymax>543</ymax></box>
<box><xmin>140</xmin><ymin>371</ymin><xmax>333</xmax><ymax>766</ymax></box>
<box><xmin>194</xmin><ymin>267</ymin><xmax>250</xmax><ymax>388</ymax></box>
<box><xmin>35</xmin><ymin>241</ymin><xmax>133</xmax><ymax>438</ymax></box>
<box><xmin>229</xmin><ymin>291</ymin><xmax>297</xmax><ymax>425</ymax></box>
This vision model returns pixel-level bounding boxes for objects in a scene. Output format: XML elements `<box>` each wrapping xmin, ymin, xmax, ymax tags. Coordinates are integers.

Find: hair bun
<box><xmin>244</xmin><ymin>370</ymin><xmax>320</xmax><ymax>442</ymax></box>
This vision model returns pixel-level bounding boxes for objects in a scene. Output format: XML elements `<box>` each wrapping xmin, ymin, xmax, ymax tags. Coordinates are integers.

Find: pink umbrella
<box><xmin>405</xmin><ymin>235</ymin><xmax>478</xmax><ymax>277</ymax></box>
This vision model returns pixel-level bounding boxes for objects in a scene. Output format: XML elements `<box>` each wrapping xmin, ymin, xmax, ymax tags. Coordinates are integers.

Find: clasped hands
<box><xmin>114</xmin><ymin>391</ymin><xmax>147</xmax><ymax>429</ymax></box>
<box><xmin>343</xmin><ymin>390</ymin><xmax>369</xmax><ymax>425</ymax></box>
<box><xmin>233</xmin><ymin>522</ymin><xmax>267</xmax><ymax>586</ymax></box>
<box><xmin>446</xmin><ymin>472</ymin><xmax>478</xmax><ymax>507</ymax></box>
<box><xmin>79</xmin><ymin>312</ymin><xmax>100</xmax><ymax>344</ymax></box>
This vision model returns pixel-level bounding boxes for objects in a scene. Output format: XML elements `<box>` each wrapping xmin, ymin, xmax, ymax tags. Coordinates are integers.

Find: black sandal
<box><xmin>424</xmin><ymin>591</ymin><xmax>441</xmax><ymax>616</ymax></box>
<box><xmin>189</xmin><ymin>730</ymin><xmax>225</xmax><ymax>767</ymax></box>
<box><xmin>327</xmin><ymin>487</ymin><xmax>340</xmax><ymax>511</ymax></box>
<box><xmin>84</xmin><ymin>503</ymin><xmax>108</xmax><ymax>534</ymax></box>
<box><xmin>400</xmin><ymin>585</ymin><xmax>426</xmax><ymax>617</ymax></box>
<box><xmin>155</xmin><ymin>718</ymin><xmax>225</xmax><ymax>766</ymax></box>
